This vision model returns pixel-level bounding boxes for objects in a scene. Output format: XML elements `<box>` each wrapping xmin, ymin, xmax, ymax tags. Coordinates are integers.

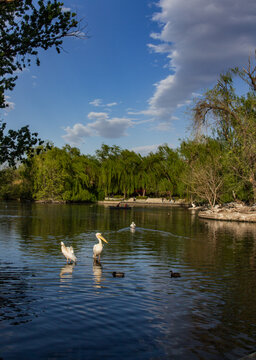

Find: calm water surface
<box><xmin>0</xmin><ymin>202</ymin><xmax>256</xmax><ymax>359</ymax></box>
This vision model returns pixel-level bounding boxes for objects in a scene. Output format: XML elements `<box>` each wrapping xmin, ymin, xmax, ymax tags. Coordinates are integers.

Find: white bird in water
<box><xmin>93</xmin><ymin>233</ymin><xmax>108</xmax><ymax>262</ymax></box>
<box><xmin>61</xmin><ymin>241</ymin><xmax>77</xmax><ymax>264</ymax></box>
<box><xmin>130</xmin><ymin>221</ymin><xmax>136</xmax><ymax>229</ymax></box>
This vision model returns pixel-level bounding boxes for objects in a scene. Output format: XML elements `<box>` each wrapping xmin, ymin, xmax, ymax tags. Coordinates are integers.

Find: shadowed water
<box><xmin>0</xmin><ymin>202</ymin><xmax>256</xmax><ymax>359</ymax></box>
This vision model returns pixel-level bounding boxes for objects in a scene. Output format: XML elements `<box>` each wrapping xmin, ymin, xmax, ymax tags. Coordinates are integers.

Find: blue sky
<box><xmin>2</xmin><ymin>0</ymin><xmax>256</xmax><ymax>156</ymax></box>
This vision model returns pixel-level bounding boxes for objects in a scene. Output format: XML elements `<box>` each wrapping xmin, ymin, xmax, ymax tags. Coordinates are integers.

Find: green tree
<box><xmin>0</xmin><ymin>121</ymin><xmax>43</xmax><ymax>166</ymax></box>
<box><xmin>0</xmin><ymin>0</ymin><xmax>84</xmax><ymax>108</ymax></box>
<box><xmin>117</xmin><ymin>149</ymin><xmax>141</xmax><ymax>198</ymax></box>
<box><xmin>137</xmin><ymin>152</ymin><xmax>162</xmax><ymax>197</ymax></box>
<box><xmin>96</xmin><ymin>144</ymin><xmax>122</xmax><ymax>197</ymax></box>
<box><xmin>28</xmin><ymin>145</ymin><xmax>99</xmax><ymax>202</ymax></box>
<box><xmin>157</xmin><ymin>144</ymin><xmax>185</xmax><ymax>198</ymax></box>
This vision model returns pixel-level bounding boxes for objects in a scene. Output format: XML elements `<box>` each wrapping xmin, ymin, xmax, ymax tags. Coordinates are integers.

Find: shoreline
<box><xmin>98</xmin><ymin>200</ymin><xmax>190</xmax><ymax>208</ymax></box>
<box><xmin>197</xmin><ymin>203</ymin><xmax>256</xmax><ymax>223</ymax></box>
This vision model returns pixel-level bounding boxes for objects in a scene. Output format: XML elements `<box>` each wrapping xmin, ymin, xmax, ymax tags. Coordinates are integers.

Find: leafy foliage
<box><xmin>0</xmin><ymin>0</ymin><xmax>83</xmax><ymax>108</ymax></box>
<box><xmin>0</xmin><ymin>121</ymin><xmax>43</xmax><ymax>166</ymax></box>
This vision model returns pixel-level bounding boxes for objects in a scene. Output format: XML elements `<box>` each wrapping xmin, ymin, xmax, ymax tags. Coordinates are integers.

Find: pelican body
<box><xmin>61</xmin><ymin>241</ymin><xmax>77</xmax><ymax>263</ymax></box>
<box><xmin>93</xmin><ymin>233</ymin><xmax>108</xmax><ymax>262</ymax></box>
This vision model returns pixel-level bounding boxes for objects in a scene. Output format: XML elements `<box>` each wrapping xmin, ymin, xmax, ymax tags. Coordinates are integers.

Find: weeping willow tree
<box><xmin>26</xmin><ymin>145</ymin><xmax>99</xmax><ymax>202</ymax></box>
<box><xmin>192</xmin><ymin>54</ymin><xmax>256</xmax><ymax>203</ymax></box>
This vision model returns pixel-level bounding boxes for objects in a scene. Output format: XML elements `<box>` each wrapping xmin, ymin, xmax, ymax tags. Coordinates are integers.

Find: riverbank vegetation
<box><xmin>1</xmin><ymin>54</ymin><xmax>256</xmax><ymax>206</ymax></box>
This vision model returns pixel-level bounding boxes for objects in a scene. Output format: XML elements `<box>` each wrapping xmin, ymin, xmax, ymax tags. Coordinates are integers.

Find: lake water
<box><xmin>0</xmin><ymin>202</ymin><xmax>256</xmax><ymax>359</ymax></box>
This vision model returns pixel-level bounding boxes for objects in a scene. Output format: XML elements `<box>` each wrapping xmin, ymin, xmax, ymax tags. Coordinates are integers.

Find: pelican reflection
<box><xmin>60</xmin><ymin>263</ymin><xmax>75</xmax><ymax>278</ymax></box>
<box><xmin>93</xmin><ymin>261</ymin><xmax>102</xmax><ymax>287</ymax></box>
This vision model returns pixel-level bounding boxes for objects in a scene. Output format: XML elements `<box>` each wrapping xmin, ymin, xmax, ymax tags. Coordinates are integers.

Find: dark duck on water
<box><xmin>170</xmin><ymin>270</ymin><xmax>181</xmax><ymax>277</ymax></box>
<box><xmin>112</xmin><ymin>272</ymin><xmax>125</xmax><ymax>278</ymax></box>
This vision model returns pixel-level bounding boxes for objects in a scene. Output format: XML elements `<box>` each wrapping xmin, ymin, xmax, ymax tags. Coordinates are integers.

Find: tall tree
<box><xmin>180</xmin><ymin>138</ymin><xmax>225</xmax><ymax>207</ymax></box>
<box><xmin>192</xmin><ymin>55</ymin><xmax>256</xmax><ymax>202</ymax></box>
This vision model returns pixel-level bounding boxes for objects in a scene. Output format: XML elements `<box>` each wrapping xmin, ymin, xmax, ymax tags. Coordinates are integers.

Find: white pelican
<box><xmin>61</xmin><ymin>241</ymin><xmax>77</xmax><ymax>263</ymax></box>
<box><xmin>130</xmin><ymin>221</ymin><xmax>136</xmax><ymax>229</ymax></box>
<box><xmin>93</xmin><ymin>233</ymin><xmax>108</xmax><ymax>262</ymax></box>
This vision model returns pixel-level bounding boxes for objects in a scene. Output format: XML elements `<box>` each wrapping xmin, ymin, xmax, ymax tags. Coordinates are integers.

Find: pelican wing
<box><xmin>67</xmin><ymin>246</ymin><xmax>77</xmax><ymax>262</ymax></box>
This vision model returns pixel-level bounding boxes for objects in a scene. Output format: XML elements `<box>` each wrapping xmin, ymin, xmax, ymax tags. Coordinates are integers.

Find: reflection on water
<box><xmin>93</xmin><ymin>261</ymin><xmax>102</xmax><ymax>288</ymax></box>
<box><xmin>60</xmin><ymin>264</ymin><xmax>75</xmax><ymax>278</ymax></box>
<box><xmin>0</xmin><ymin>202</ymin><xmax>256</xmax><ymax>359</ymax></box>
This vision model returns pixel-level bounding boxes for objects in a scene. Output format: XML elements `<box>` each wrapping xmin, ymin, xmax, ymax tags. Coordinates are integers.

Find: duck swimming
<box><xmin>112</xmin><ymin>272</ymin><xmax>125</xmax><ymax>278</ymax></box>
<box><xmin>170</xmin><ymin>270</ymin><xmax>181</xmax><ymax>278</ymax></box>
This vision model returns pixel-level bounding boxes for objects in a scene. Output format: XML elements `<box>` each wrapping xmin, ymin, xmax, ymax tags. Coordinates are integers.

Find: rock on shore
<box><xmin>198</xmin><ymin>202</ymin><xmax>256</xmax><ymax>222</ymax></box>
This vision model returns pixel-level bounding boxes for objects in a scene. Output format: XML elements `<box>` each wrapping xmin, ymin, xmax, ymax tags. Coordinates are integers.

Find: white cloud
<box><xmin>88</xmin><ymin>112</ymin><xmax>109</xmax><ymax>120</ymax></box>
<box><xmin>132</xmin><ymin>143</ymin><xmax>174</xmax><ymax>156</ymax></box>
<box><xmin>88</xmin><ymin>116</ymin><xmax>132</xmax><ymax>138</ymax></box>
<box><xmin>89</xmin><ymin>98</ymin><xmax>102</xmax><ymax>107</ymax></box>
<box><xmin>153</xmin><ymin>121</ymin><xmax>173</xmax><ymax>131</ymax></box>
<box><xmin>89</xmin><ymin>99</ymin><xmax>118</xmax><ymax>108</ymax></box>
<box><xmin>62</xmin><ymin>123</ymin><xmax>92</xmax><ymax>145</ymax></box>
<box><xmin>146</xmin><ymin>0</ymin><xmax>256</xmax><ymax>121</ymax></box>
<box><xmin>132</xmin><ymin>144</ymin><xmax>160</xmax><ymax>155</ymax></box>
<box><xmin>62</xmin><ymin>112</ymin><xmax>133</xmax><ymax>145</ymax></box>
<box><xmin>106</xmin><ymin>102</ymin><xmax>118</xmax><ymax>107</ymax></box>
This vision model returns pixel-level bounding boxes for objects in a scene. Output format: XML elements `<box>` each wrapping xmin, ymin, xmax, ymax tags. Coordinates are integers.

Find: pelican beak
<box><xmin>99</xmin><ymin>234</ymin><xmax>108</xmax><ymax>243</ymax></box>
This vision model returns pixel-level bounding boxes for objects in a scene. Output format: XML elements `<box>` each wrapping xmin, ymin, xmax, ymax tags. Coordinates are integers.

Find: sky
<box><xmin>2</xmin><ymin>0</ymin><xmax>256</xmax><ymax>156</ymax></box>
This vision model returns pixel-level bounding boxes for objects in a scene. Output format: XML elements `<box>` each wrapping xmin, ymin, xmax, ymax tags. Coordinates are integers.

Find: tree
<box><xmin>0</xmin><ymin>0</ymin><xmax>85</xmax><ymax>108</ymax></box>
<box><xmin>180</xmin><ymin>138</ymin><xmax>225</xmax><ymax>207</ymax></box>
<box><xmin>29</xmin><ymin>145</ymin><xmax>98</xmax><ymax>202</ymax></box>
<box><xmin>0</xmin><ymin>121</ymin><xmax>43</xmax><ymax>166</ymax></box>
<box><xmin>157</xmin><ymin>144</ymin><xmax>185</xmax><ymax>198</ymax></box>
<box><xmin>192</xmin><ymin>55</ymin><xmax>256</xmax><ymax>203</ymax></box>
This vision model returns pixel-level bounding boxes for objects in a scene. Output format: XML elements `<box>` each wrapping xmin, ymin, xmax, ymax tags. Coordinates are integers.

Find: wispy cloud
<box><xmin>88</xmin><ymin>112</ymin><xmax>109</xmax><ymax>120</ymax></box>
<box><xmin>89</xmin><ymin>98</ymin><xmax>118</xmax><ymax>108</ymax></box>
<box><xmin>145</xmin><ymin>0</ymin><xmax>256</xmax><ymax>121</ymax></box>
<box><xmin>132</xmin><ymin>144</ymin><xmax>160</xmax><ymax>156</ymax></box>
<box><xmin>132</xmin><ymin>143</ymin><xmax>173</xmax><ymax>156</ymax></box>
<box><xmin>89</xmin><ymin>98</ymin><xmax>102</xmax><ymax>107</ymax></box>
<box><xmin>106</xmin><ymin>102</ymin><xmax>118</xmax><ymax>107</ymax></box>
